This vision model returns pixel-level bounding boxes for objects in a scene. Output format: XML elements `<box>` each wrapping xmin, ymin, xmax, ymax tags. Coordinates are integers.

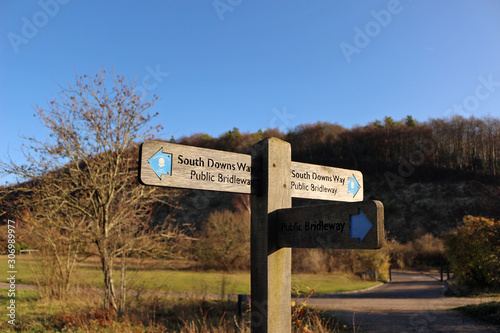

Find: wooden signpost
<box><xmin>276</xmin><ymin>200</ymin><xmax>384</xmax><ymax>250</ymax></box>
<box><xmin>290</xmin><ymin>161</ymin><xmax>362</xmax><ymax>202</ymax></box>
<box><xmin>139</xmin><ymin>138</ymin><xmax>384</xmax><ymax>333</ymax></box>
<box><xmin>140</xmin><ymin>141</ymin><xmax>363</xmax><ymax>202</ymax></box>
<box><xmin>140</xmin><ymin>141</ymin><xmax>254</xmax><ymax>194</ymax></box>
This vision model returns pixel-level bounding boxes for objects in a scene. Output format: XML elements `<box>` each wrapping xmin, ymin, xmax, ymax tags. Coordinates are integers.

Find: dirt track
<box><xmin>307</xmin><ymin>271</ymin><xmax>499</xmax><ymax>333</ymax></box>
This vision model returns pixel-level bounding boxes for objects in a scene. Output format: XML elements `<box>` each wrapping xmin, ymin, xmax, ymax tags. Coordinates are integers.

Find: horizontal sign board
<box><xmin>140</xmin><ymin>141</ymin><xmax>253</xmax><ymax>193</ymax></box>
<box><xmin>140</xmin><ymin>141</ymin><xmax>363</xmax><ymax>201</ymax></box>
<box><xmin>274</xmin><ymin>200</ymin><xmax>384</xmax><ymax>249</ymax></box>
<box><xmin>290</xmin><ymin>161</ymin><xmax>362</xmax><ymax>202</ymax></box>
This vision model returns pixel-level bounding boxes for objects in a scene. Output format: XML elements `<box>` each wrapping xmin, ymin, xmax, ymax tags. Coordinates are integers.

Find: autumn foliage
<box><xmin>196</xmin><ymin>210</ymin><xmax>250</xmax><ymax>271</ymax></box>
<box><xmin>178</xmin><ymin>116</ymin><xmax>499</xmax><ymax>179</ymax></box>
<box><xmin>445</xmin><ymin>216</ymin><xmax>500</xmax><ymax>289</ymax></box>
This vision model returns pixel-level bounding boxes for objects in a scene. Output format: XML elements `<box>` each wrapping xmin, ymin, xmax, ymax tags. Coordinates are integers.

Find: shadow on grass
<box><xmin>455</xmin><ymin>301</ymin><xmax>500</xmax><ymax>327</ymax></box>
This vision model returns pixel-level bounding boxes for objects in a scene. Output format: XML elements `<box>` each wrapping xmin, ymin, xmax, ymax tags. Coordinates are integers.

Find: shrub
<box><xmin>388</xmin><ymin>239</ymin><xmax>415</xmax><ymax>269</ymax></box>
<box><xmin>292</xmin><ymin>245</ymin><xmax>391</xmax><ymax>281</ymax></box>
<box><xmin>52</xmin><ymin>307</ymin><xmax>116</xmax><ymax>331</ymax></box>
<box><xmin>412</xmin><ymin>233</ymin><xmax>447</xmax><ymax>267</ymax></box>
<box><xmin>196</xmin><ymin>210</ymin><xmax>250</xmax><ymax>271</ymax></box>
<box><xmin>292</xmin><ymin>249</ymin><xmax>330</xmax><ymax>273</ymax></box>
<box><xmin>444</xmin><ymin>215</ymin><xmax>500</xmax><ymax>289</ymax></box>
<box><xmin>354</xmin><ymin>248</ymin><xmax>391</xmax><ymax>281</ymax></box>
<box><xmin>389</xmin><ymin>234</ymin><xmax>447</xmax><ymax>269</ymax></box>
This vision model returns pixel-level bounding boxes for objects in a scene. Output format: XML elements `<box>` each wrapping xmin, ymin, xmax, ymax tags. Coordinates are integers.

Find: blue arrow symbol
<box><xmin>148</xmin><ymin>148</ymin><xmax>172</xmax><ymax>180</ymax></box>
<box><xmin>350</xmin><ymin>209</ymin><xmax>372</xmax><ymax>243</ymax></box>
<box><xmin>347</xmin><ymin>175</ymin><xmax>360</xmax><ymax>197</ymax></box>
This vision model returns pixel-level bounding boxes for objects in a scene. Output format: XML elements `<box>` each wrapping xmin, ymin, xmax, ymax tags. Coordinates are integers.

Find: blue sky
<box><xmin>1</xmin><ymin>1</ymin><xmax>500</xmax><ymax>183</ymax></box>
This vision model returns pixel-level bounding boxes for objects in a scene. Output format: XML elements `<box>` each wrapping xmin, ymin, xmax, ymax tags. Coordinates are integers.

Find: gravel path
<box><xmin>307</xmin><ymin>271</ymin><xmax>499</xmax><ymax>332</ymax></box>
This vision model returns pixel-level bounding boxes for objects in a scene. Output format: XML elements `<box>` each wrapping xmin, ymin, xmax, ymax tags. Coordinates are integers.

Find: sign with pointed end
<box><xmin>140</xmin><ymin>141</ymin><xmax>255</xmax><ymax>193</ymax></box>
<box><xmin>350</xmin><ymin>209</ymin><xmax>372</xmax><ymax>243</ymax></box>
<box><xmin>140</xmin><ymin>141</ymin><xmax>363</xmax><ymax>201</ymax></box>
<box><xmin>290</xmin><ymin>162</ymin><xmax>363</xmax><ymax>202</ymax></box>
<box><xmin>347</xmin><ymin>175</ymin><xmax>361</xmax><ymax>197</ymax></box>
<box><xmin>275</xmin><ymin>200</ymin><xmax>384</xmax><ymax>249</ymax></box>
<box><xmin>148</xmin><ymin>148</ymin><xmax>172</xmax><ymax>179</ymax></box>
<box><xmin>139</xmin><ymin>138</ymin><xmax>383</xmax><ymax>333</ymax></box>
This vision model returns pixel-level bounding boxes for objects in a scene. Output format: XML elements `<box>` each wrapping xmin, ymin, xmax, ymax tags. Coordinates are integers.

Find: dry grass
<box><xmin>1</xmin><ymin>288</ymin><xmax>352</xmax><ymax>332</ymax></box>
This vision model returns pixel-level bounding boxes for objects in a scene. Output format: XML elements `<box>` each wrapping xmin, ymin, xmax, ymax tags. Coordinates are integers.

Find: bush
<box><xmin>412</xmin><ymin>234</ymin><xmax>447</xmax><ymax>267</ymax></box>
<box><xmin>444</xmin><ymin>215</ymin><xmax>500</xmax><ymax>289</ymax></box>
<box><xmin>354</xmin><ymin>248</ymin><xmax>391</xmax><ymax>281</ymax></box>
<box><xmin>389</xmin><ymin>234</ymin><xmax>447</xmax><ymax>269</ymax></box>
<box><xmin>292</xmin><ymin>245</ymin><xmax>391</xmax><ymax>281</ymax></box>
<box><xmin>292</xmin><ymin>249</ymin><xmax>330</xmax><ymax>273</ymax></box>
<box><xmin>196</xmin><ymin>210</ymin><xmax>250</xmax><ymax>271</ymax></box>
<box><xmin>388</xmin><ymin>239</ymin><xmax>415</xmax><ymax>269</ymax></box>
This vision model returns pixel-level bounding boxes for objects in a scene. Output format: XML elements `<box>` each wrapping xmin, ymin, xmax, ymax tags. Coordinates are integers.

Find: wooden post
<box><xmin>251</xmin><ymin>138</ymin><xmax>292</xmax><ymax>332</ymax></box>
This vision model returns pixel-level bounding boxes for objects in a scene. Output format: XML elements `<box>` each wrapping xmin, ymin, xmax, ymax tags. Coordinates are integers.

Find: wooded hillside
<box><xmin>172</xmin><ymin>115</ymin><xmax>499</xmax><ymax>242</ymax></box>
<box><xmin>2</xmin><ymin>115</ymin><xmax>499</xmax><ymax>243</ymax></box>
<box><xmin>177</xmin><ymin>115</ymin><xmax>499</xmax><ymax>179</ymax></box>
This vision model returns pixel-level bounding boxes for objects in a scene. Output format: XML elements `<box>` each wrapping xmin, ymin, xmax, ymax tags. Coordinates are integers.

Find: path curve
<box><xmin>306</xmin><ymin>271</ymin><xmax>499</xmax><ymax>332</ymax></box>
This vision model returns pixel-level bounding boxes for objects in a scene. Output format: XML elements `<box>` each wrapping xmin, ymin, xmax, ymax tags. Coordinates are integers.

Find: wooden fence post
<box><xmin>251</xmin><ymin>137</ymin><xmax>292</xmax><ymax>332</ymax></box>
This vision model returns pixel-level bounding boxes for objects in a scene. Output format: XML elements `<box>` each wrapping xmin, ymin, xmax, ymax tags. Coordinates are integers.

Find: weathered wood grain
<box><xmin>140</xmin><ymin>141</ymin><xmax>254</xmax><ymax>193</ymax></box>
<box><xmin>140</xmin><ymin>141</ymin><xmax>363</xmax><ymax>201</ymax></box>
<box><xmin>250</xmin><ymin>138</ymin><xmax>291</xmax><ymax>333</ymax></box>
<box><xmin>290</xmin><ymin>161</ymin><xmax>363</xmax><ymax>201</ymax></box>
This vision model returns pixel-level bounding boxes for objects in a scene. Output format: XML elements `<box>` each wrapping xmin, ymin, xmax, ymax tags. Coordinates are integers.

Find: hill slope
<box><xmin>169</xmin><ymin>116</ymin><xmax>499</xmax><ymax>242</ymax></box>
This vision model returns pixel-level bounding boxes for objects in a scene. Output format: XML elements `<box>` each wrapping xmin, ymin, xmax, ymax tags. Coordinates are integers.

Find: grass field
<box><xmin>1</xmin><ymin>255</ymin><xmax>366</xmax><ymax>332</ymax></box>
<box><xmin>0</xmin><ymin>288</ymin><xmax>354</xmax><ymax>332</ymax></box>
<box><xmin>0</xmin><ymin>255</ymin><xmax>381</xmax><ymax>296</ymax></box>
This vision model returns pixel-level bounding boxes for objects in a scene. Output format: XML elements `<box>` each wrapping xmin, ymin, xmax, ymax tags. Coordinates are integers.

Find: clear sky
<box><xmin>1</xmin><ymin>1</ymin><xmax>500</xmax><ymax>184</ymax></box>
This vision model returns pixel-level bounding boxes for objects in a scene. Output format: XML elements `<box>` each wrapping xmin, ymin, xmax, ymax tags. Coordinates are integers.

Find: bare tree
<box><xmin>1</xmin><ymin>69</ymin><xmax>180</xmax><ymax>313</ymax></box>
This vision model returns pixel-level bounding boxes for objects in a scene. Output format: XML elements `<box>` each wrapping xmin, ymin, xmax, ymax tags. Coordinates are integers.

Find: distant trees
<box><xmin>0</xmin><ymin>69</ymin><xmax>180</xmax><ymax>313</ymax></box>
<box><xmin>383</xmin><ymin>116</ymin><xmax>396</xmax><ymax>128</ymax></box>
<box><xmin>177</xmin><ymin>115</ymin><xmax>499</xmax><ymax>178</ymax></box>
<box><xmin>289</xmin><ymin>115</ymin><xmax>499</xmax><ymax>177</ymax></box>
<box><xmin>177</xmin><ymin>127</ymin><xmax>286</xmax><ymax>153</ymax></box>
<box><xmin>292</xmin><ymin>247</ymin><xmax>391</xmax><ymax>281</ymax></box>
<box><xmin>286</xmin><ymin>122</ymin><xmax>345</xmax><ymax>163</ymax></box>
<box><xmin>196</xmin><ymin>209</ymin><xmax>250</xmax><ymax>270</ymax></box>
<box><xmin>405</xmin><ymin>115</ymin><xmax>417</xmax><ymax>127</ymax></box>
<box><xmin>428</xmin><ymin>116</ymin><xmax>499</xmax><ymax>175</ymax></box>
<box><xmin>389</xmin><ymin>234</ymin><xmax>447</xmax><ymax>269</ymax></box>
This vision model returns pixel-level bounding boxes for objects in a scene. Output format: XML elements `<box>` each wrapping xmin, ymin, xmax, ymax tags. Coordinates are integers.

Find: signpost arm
<box><xmin>251</xmin><ymin>138</ymin><xmax>292</xmax><ymax>333</ymax></box>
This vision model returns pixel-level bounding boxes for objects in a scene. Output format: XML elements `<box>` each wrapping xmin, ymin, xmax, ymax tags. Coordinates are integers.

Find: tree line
<box><xmin>177</xmin><ymin>115</ymin><xmax>499</xmax><ymax>179</ymax></box>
